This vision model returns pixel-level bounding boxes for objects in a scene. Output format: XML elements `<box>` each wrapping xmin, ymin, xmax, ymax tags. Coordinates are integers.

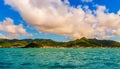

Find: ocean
<box><xmin>0</xmin><ymin>48</ymin><xmax>120</xmax><ymax>69</ymax></box>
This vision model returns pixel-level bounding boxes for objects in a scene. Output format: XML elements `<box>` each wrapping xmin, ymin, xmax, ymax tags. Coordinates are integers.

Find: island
<box><xmin>0</xmin><ymin>37</ymin><xmax>120</xmax><ymax>48</ymax></box>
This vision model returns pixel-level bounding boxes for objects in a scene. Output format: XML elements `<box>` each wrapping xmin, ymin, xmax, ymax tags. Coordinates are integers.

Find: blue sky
<box><xmin>0</xmin><ymin>0</ymin><xmax>120</xmax><ymax>41</ymax></box>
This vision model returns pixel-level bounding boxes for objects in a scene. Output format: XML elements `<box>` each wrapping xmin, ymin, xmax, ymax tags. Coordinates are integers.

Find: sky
<box><xmin>0</xmin><ymin>0</ymin><xmax>120</xmax><ymax>41</ymax></box>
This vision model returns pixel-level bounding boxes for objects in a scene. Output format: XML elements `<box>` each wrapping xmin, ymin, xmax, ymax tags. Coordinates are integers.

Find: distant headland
<box><xmin>0</xmin><ymin>37</ymin><xmax>120</xmax><ymax>48</ymax></box>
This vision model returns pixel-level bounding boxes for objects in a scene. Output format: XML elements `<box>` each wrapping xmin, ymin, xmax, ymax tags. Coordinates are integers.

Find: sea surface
<box><xmin>0</xmin><ymin>48</ymin><xmax>120</xmax><ymax>69</ymax></box>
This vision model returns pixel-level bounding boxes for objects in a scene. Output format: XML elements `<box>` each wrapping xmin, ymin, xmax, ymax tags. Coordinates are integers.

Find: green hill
<box><xmin>0</xmin><ymin>37</ymin><xmax>120</xmax><ymax>48</ymax></box>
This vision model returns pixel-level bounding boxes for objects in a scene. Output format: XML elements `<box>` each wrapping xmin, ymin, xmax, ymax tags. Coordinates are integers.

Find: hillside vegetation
<box><xmin>0</xmin><ymin>37</ymin><xmax>120</xmax><ymax>48</ymax></box>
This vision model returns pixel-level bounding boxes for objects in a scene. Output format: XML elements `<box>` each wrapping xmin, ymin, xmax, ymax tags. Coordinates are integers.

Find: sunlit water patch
<box><xmin>0</xmin><ymin>48</ymin><xmax>120</xmax><ymax>69</ymax></box>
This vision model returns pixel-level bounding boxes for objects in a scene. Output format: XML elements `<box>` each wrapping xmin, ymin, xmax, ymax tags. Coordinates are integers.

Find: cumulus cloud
<box><xmin>0</xmin><ymin>18</ymin><xmax>32</xmax><ymax>39</ymax></box>
<box><xmin>81</xmin><ymin>0</ymin><xmax>93</xmax><ymax>3</ymax></box>
<box><xmin>5</xmin><ymin>0</ymin><xmax>120</xmax><ymax>39</ymax></box>
<box><xmin>0</xmin><ymin>34</ymin><xmax>7</xmax><ymax>39</ymax></box>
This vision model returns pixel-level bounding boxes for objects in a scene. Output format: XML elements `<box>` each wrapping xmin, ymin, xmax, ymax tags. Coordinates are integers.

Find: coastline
<box><xmin>1</xmin><ymin>46</ymin><xmax>120</xmax><ymax>48</ymax></box>
<box><xmin>0</xmin><ymin>38</ymin><xmax>120</xmax><ymax>48</ymax></box>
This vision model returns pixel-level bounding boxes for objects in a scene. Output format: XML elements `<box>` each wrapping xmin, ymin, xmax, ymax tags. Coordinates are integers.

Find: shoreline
<box><xmin>1</xmin><ymin>46</ymin><xmax>120</xmax><ymax>48</ymax></box>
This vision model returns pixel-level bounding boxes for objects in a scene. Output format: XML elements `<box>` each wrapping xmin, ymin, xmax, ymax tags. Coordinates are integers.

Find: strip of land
<box><xmin>0</xmin><ymin>37</ymin><xmax>120</xmax><ymax>48</ymax></box>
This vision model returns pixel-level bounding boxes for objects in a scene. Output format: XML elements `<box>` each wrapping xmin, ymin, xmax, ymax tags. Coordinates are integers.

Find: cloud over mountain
<box><xmin>0</xmin><ymin>34</ymin><xmax>7</xmax><ymax>39</ymax></box>
<box><xmin>5</xmin><ymin>0</ymin><xmax>120</xmax><ymax>39</ymax></box>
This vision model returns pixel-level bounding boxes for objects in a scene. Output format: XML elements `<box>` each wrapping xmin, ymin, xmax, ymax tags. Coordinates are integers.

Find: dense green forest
<box><xmin>0</xmin><ymin>37</ymin><xmax>120</xmax><ymax>48</ymax></box>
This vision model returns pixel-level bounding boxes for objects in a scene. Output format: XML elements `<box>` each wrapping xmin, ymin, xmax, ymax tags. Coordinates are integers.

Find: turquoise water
<box><xmin>0</xmin><ymin>48</ymin><xmax>120</xmax><ymax>69</ymax></box>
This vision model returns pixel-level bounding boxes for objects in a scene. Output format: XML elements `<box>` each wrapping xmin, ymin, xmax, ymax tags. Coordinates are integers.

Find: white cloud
<box><xmin>4</xmin><ymin>0</ymin><xmax>120</xmax><ymax>39</ymax></box>
<box><xmin>0</xmin><ymin>18</ymin><xmax>32</xmax><ymax>39</ymax></box>
<box><xmin>118</xmin><ymin>10</ymin><xmax>120</xmax><ymax>15</ymax></box>
<box><xmin>81</xmin><ymin>0</ymin><xmax>93</xmax><ymax>3</ymax></box>
<box><xmin>0</xmin><ymin>34</ymin><xmax>8</xmax><ymax>39</ymax></box>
